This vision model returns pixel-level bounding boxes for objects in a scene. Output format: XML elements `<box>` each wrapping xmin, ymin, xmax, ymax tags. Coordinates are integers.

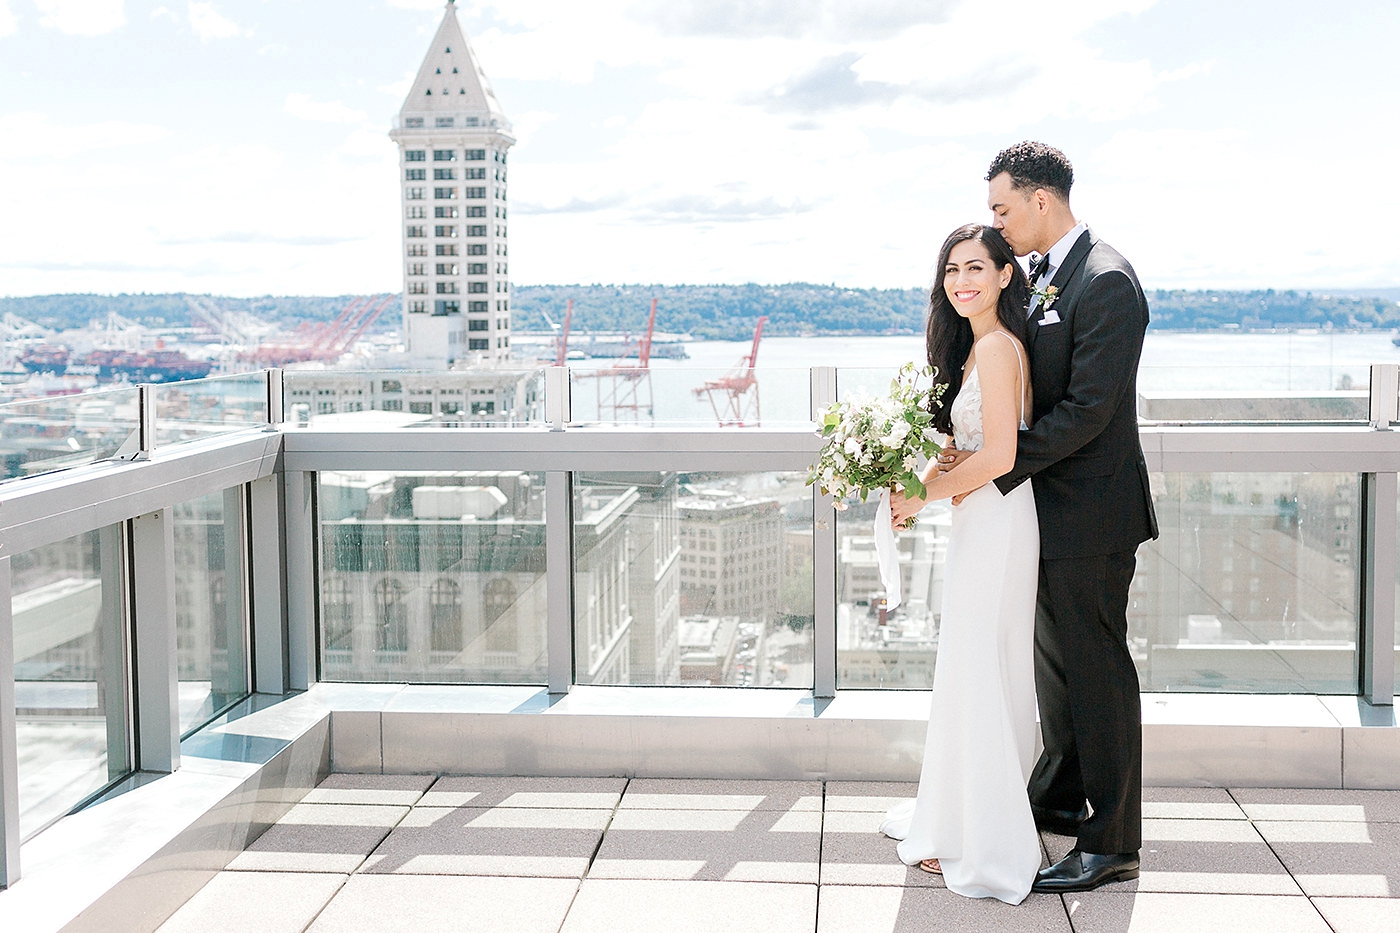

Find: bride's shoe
<box><xmin>919</xmin><ymin>859</ymin><xmax>942</xmax><ymax>875</ymax></box>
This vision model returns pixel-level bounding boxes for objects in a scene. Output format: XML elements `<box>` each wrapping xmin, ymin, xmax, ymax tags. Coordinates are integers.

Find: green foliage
<box><xmin>3</xmin><ymin>287</ymin><xmax>1397</xmax><ymax>337</ymax></box>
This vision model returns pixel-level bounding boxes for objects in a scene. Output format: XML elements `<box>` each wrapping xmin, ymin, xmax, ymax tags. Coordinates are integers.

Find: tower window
<box><xmin>405</xmin><ymin>150</ymin><xmax>426</xmax><ymax>162</ymax></box>
<box><xmin>434</xmin><ymin>168</ymin><xmax>456</xmax><ymax>180</ymax></box>
<box><xmin>436</xmin><ymin>117</ymin><xmax>454</xmax><ymax>128</ymax></box>
<box><xmin>433</xmin><ymin>149</ymin><xmax>456</xmax><ymax>161</ymax></box>
<box><xmin>465</xmin><ymin>149</ymin><xmax>486</xmax><ymax>161</ymax></box>
<box><xmin>435</xmin><ymin>68</ymin><xmax>441</xmax><ymax>74</ymax></box>
<box><xmin>452</xmin><ymin>67</ymin><xmax>458</xmax><ymax>74</ymax></box>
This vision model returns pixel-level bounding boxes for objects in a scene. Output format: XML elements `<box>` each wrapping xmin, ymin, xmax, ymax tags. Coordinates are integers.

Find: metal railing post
<box><xmin>283</xmin><ymin>471</ymin><xmax>317</xmax><ymax>692</ymax></box>
<box><xmin>1361</xmin><ymin>471</ymin><xmax>1398</xmax><ymax>706</ymax></box>
<box><xmin>545</xmin><ymin>471</ymin><xmax>575</xmax><ymax>694</ymax></box>
<box><xmin>267</xmin><ymin>368</ymin><xmax>285</xmax><ymax>426</ymax></box>
<box><xmin>812</xmin><ymin>367</ymin><xmax>838</xmax><ymax>698</ymax></box>
<box><xmin>0</xmin><ymin>558</ymin><xmax>20</xmax><ymax>888</ymax></box>
<box><xmin>250</xmin><ymin>475</ymin><xmax>289</xmax><ymax>694</ymax></box>
<box><xmin>546</xmin><ymin>366</ymin><xmax>571</xmax><ymax>432</ymax></box>
<box><xmin>131</xmin><ymin>509</ymin><xmax>179</xmax><ymax>771</ymax></box>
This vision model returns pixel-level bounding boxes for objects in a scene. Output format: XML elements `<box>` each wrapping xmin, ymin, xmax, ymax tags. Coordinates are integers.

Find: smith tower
<box><xmin>391</xmin><ymin>0</ymin><xmax>515</xmax><ymax>368</ymax></box>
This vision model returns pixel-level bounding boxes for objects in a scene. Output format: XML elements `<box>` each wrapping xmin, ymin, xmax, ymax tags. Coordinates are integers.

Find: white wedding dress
<box><xmin>879</xmin><ymin>336</ymin><xmax>1042</xmax><ymax>904</ymax></box>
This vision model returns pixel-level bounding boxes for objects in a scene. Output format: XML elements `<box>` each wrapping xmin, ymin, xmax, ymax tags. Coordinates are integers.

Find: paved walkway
<box><xmin>155</xmin><ymin>776</ymin><xmax>1400</xmax><ymax>933</ymax></box>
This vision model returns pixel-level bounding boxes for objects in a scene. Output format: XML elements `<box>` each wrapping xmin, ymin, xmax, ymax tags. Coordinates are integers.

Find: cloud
<box><xmin>0</xmin><ymin>1</ymin><xmax>17</xmax><ymax>37</ymax></box>
<box><xmin>34</xmin><ymin>0</ymin><xmax>124</xmax><ymax>36</ymax></box>
<box><xmin>515</xmin><ymin>194</ymin><xmax>630</xmax><ymax>216</ymax></box>
<box><xmin>187</xmin><ymin>1</ymin><xmax>246</xmax><ymax>41</ymax></box>
<box><xmin>385</xmin><ymin>0</ymin><xmax>444</xmax><ymax>9</ymax></box>
<box><xmin>284</xmin><ymin>93</ymin><xmax>368</xmax><ymax>124</ymax></box>
<box><xmin>759</xmin><ymin>52</ymin><xmax>1035</xmax><ymax>114</ymax></box>
<box><xmin>150</xmin><ymin>5</ymin><xmax>174</xmax><ymax>21</ymax></box>
<box><xmin>160</xmin><ymin>232</ymin><xmax>365</xmax><ymax>246</ymax></box>
<box><xmin>0</xmin><ymin>113</ymin><xmax>171</xmax><ymax>157</ymax></box>
<box><xmin>632</xmin><ymin>194</ymin><xmax>816</xmax><ymax>224</ymax></box>
<box><xmin>634</xmin><ymin>0</ymin><xmax>955</xmax><ymax>40</ymax></box>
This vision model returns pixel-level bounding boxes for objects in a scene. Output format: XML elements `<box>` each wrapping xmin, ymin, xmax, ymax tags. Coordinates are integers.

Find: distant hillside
<box><xmin>3</xmin><ymin>286</ymin><xmax>1397</xmax><ymax>340</ymax></box>
<box><xmin>511</xmin><ymin>285</ymin><xmax>1400</xmax><ymax>339</ymax></box>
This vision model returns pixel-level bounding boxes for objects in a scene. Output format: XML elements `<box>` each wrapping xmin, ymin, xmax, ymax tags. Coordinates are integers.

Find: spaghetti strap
<box><xmin>988</xmin><ymin>330</ymin><xmax>1027</xmax><ymax>428</ymax></box>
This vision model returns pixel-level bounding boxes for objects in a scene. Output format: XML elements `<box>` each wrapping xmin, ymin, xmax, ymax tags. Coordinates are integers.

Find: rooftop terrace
<box><xmin>1</xmin><ymin>364</ymin><xmax>1398</xmax><ymax>930</ymax></box>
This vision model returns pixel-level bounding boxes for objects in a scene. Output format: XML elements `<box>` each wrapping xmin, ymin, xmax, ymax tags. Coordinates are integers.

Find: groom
<box><xmin>949</xmin><ymin>141</ymin><xmax>1158</xmax><ymax>892</ymax></box>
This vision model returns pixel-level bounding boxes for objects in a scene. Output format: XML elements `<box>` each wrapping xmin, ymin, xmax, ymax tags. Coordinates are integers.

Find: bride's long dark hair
<box><xmin>925</xmin><ymin>224</ymin><xmax>1030</xmax><ymax>436</ymax></box>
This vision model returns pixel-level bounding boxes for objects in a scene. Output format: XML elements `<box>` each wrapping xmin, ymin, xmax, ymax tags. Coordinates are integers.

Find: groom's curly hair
<box><xmin>986</xmin><ymin>141</ymin><xmax>1073</xmax><ymax>201</ymax></box>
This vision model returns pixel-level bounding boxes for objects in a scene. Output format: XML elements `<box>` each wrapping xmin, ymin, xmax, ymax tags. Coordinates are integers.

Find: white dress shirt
<box><xmin>1029</xmin><ymin>221</ymin><xmax>1088</xmax><ymax>287</ymax></box>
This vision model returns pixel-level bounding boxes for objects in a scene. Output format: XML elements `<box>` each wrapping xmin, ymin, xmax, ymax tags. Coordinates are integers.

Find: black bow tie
<box><xmin>1028</xmin><ymin>253</ymin><xmax>1050</xmax><ymax>283</ymax></box>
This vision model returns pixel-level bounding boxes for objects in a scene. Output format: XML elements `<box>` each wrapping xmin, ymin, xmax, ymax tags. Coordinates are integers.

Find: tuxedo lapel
<box><xmin>1047</xmin><ymin>228</ymin><xmax>1093</xmax><ymax>295</ymax></box>
<box><xmin>1028</xmin><ymin>229</ymin><xmax>1093</xmax><ymax>350</ymax></box>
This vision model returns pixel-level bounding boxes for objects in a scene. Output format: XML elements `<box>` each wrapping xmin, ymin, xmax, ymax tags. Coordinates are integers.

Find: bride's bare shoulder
<box><xmin>973</xmin><ymin>329</ymin><xmax>1026</xmax><ymax>359</ymax></box>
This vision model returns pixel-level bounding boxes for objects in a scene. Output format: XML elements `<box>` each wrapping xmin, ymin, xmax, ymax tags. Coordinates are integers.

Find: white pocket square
<box><xmin>1039</xmin><ymin>309</ymin><xmax>1061</xmax><ymax>325</ymax></box>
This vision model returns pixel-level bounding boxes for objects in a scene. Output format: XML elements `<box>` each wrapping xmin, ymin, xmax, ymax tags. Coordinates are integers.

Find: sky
<box><xmin>0</xmin><ymin>0</ymin><xmax>1396</xmax><ymax>298</ymax></box>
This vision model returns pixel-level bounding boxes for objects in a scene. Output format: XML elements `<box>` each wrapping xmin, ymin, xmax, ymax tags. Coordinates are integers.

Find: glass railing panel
<box><xmin>0</xmin><ymin>384</ymin><xmax>141</xmax><ymax>484</ymax></box>
<box><xmin>1137</xmin><ymin>472</ymin><xmax>1359</xmax><ymax>693</ymax></box>
<box><xmin>283</xmin><ymin>370</ymin><xmax>547</xmax><ymax>427</ymax></box>
<box><xmin>172</xmin><ymin>489</ymin><xmax>250</xmax><ymax>734</ymax></box>
<box><xmin>154</xmin><ymin>372</ymin><xmax>269</xmax><ymax>446</ymax></box>
<box><xmin>1139</xmin><ymin>332</ymin><xmax>1377</xmax><ymax>424</ymax></box>
<box><xmin>567</xmin><ymin>367</ymin><xmax>815</xmax><ymax>427</ymax></box>
<box><xmin>317</xmin><ymin>470</ymin><xmax>548</xmax><ymax>683</ymax></box>
<box><xmin>573</xmin><ymin>470</ymin><xmax>813</xmax><ymax>687</ymax></box>
<box><xmin>10</xmin><ymin>526</ymin><xmax>131</xmax><ymax>838</ymax></box>
<box><xmin>835</xmin><ymin>496</ymin><xmax>946</xmax><ymax>689</ymax></box>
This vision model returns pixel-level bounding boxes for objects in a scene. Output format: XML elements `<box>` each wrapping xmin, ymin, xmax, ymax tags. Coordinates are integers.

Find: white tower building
<box><xmin>391</xmin><ymin>1</ymin><xmax>514</xmax><ymax>368</ymax></box>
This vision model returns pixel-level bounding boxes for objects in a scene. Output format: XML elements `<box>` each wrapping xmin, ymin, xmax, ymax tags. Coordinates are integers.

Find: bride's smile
<box><xmin>944</xmin><ymin>240</ymin><xmax>1014</xmax><ymax>323</ymax></box>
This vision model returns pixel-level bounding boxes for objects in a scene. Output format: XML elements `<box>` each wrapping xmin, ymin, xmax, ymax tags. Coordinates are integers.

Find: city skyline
<box><xmin>0</xmin><ymin>0</ymin><xmax>1395</xmax><ymax>298</ymax></box>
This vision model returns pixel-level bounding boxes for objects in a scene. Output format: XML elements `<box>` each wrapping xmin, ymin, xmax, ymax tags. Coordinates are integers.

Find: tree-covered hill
<box><xmin>3</xmin><ymin>286</ymin><xmax>1397</xmax><ymax>340</ymax></box>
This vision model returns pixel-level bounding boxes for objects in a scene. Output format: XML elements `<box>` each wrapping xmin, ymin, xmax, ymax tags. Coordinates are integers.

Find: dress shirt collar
<box><xmin>1030</xmin><ymin>221</ymin><xmax>1088</xmax><ymax>284</ymax></box>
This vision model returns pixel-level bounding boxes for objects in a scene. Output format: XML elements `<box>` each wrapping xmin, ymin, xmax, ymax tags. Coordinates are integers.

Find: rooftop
<box><xmin>152</xmin><ymin>773</ymin><xmax>1400</xmax><ymax>933</ymax></box>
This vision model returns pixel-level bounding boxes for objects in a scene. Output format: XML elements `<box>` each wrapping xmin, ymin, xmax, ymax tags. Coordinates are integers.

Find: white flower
<box><xmin>903</xmin><ymin>454</ymin><xmax>919</xmax><ymax>472</ymax></box>
<box><xmin>844</xmin><ymin>437</ymin><xmax>862</xmax><ymax>459</ymax></box>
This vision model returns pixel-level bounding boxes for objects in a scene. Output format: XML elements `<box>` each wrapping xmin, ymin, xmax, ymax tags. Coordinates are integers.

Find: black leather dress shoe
<box><xmin>1031</xmin><ymin>804</ymin><xmax>1088</xmax><ymax>836</ymax></box>
<box><xmin>1031</xmin><ymin>849</ymin><xmax>1140</xmax><ymax>893</ymax></box>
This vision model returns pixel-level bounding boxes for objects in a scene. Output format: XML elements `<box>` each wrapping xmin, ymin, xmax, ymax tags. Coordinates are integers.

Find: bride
<box><xmin>879</xmin><ymin>223</ymin><xmax>1041</xmax><ymax>904</ymax></box>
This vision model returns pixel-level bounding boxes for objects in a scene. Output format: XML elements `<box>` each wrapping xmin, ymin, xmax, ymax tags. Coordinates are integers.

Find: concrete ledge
<box><xmin>0</xmin><ymin>692</ymin><xmax>331</xmax><ymax>933</ymax></box>
<box><xmin>324</xmin><ymin>685</ymin><xmax>1400</xmax><ymax>789</ymax></box>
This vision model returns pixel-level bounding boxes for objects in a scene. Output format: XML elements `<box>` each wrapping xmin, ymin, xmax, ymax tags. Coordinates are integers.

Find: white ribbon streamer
<box><xmin>874</xmin><ymin>488</ymin><xmax>902</xmax><ymax>612</ymax></box>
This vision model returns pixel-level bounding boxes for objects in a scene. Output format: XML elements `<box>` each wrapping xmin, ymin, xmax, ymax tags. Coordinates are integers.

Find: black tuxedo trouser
<box><xmin>1027</xmin><ymin>550</ymin><xmax>1142</xmax><ymax>854</ymax></box>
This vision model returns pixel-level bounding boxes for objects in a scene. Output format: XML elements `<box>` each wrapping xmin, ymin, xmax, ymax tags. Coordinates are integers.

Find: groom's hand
<box><xmin>936</xmin><ymin>445</ymin><xmax>972</xmax><ymax>474</ymax></box>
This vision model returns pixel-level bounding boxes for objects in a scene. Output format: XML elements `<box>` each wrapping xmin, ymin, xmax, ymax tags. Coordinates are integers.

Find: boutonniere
<box><xmin>1033</xmin><ymin>284</ymin><xmax>1059</xmax><ymax>311</ymax></box>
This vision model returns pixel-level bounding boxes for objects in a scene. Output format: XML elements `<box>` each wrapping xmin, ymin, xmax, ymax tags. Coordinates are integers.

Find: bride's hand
<box><xmin>889</xmin><ymin>486</ymin><xmax>926</xmax><ymax>529</ymax></box>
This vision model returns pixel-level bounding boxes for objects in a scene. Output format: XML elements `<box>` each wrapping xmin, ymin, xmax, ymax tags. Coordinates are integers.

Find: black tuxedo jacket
<box><xmin>993</xmin><ymin>229</ymin><xmax>1159</xmax><ymax>559</ymax></box>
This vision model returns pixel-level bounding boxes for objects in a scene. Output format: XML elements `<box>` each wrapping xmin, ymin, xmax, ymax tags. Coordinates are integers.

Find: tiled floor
<box><xmin>156</xmin><ymin>776</ymin><xmax>1400</xmax><ymax>933</ymax></box>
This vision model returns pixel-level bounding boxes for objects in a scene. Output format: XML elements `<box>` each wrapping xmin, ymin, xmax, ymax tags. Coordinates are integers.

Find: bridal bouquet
<box><xmin>808</xmin><ymin>362</ymin><xmax>946</xmax><ymax>612</ymax></box>
<box><xmin>806</xmin><ymin>361</ymin><xmax>947</xmax><ymax>510</ymax></box>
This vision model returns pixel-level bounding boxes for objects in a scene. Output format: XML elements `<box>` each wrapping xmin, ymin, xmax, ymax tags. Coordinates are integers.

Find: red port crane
<box><xmin>574</xmin><ymin>298</ymin><xmax>658</xmax><ymax>422</ymax></box>
<box><xmin>236</xmin><ymin>294</ymin><xmax>394</xmax><ymax>368</ymax></box>
<box><xmin>695</xmin><ymin>316</ymin><xmax>765</xmax><ymax>427</ymax></box>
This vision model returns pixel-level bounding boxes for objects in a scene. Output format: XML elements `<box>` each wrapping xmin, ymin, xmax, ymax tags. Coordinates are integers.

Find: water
<box><xmin>566</xmin><ymin>332</ymin><xmax>1399</xmax><ymax>424</ymax></box>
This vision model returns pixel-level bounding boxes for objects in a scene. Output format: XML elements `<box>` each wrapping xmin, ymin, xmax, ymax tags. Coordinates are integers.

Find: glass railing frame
<box><xmin>2</xmin><ymin>363</ymin><xmax>1399</xmax><ymax>886</ymax></box>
